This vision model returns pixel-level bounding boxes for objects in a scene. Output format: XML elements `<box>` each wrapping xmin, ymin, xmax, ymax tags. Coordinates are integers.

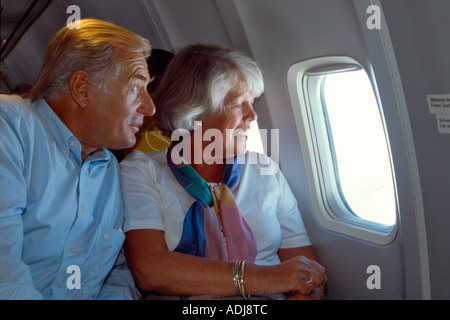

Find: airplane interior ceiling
<box><xmin>0</xmin><ymin>0</ymin><xmax>449</xmax><ymax>300</ymax></box>
<box><xmin>0</xmin><ymin>0</ymin><xmax>36</xmax><ymax>43</ymax></box>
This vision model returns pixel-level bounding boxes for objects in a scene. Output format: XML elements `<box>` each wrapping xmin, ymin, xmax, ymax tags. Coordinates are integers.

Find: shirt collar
<box><xmin>34</xmin><ymin>99</ymin><xmax>112</xmax><ymax>165</ymax></box>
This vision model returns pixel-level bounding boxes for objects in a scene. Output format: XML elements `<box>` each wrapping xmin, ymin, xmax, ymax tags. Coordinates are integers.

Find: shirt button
<box><xmin>61</xmin><ymin>149</ymin><xmax>67</xmax><ymax>155</ymax></box>
<box><xmin>58</xmin><ymin>281</ymin><xmax>64</xmax><ymax>288</ymax></box>
<box><xmin>69</xmin><ymin>141</ymin><xmax>75</xmax><ymax>148</ymax></box>
<box><xmin>81</xmin><ymin>206</ymin><xmax>86</xmax><ymax>213</ymax></box>
<box><xmin>71</xmin><ymin>247</ymin><xmax>78</xmax><ymax>254</ymax></box>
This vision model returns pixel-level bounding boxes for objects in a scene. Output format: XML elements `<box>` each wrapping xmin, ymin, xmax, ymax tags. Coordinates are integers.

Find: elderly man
<box><xmin>0</xmin><ymin>19</ymin><xmax>155</xmax><ymax>299</ymax></box>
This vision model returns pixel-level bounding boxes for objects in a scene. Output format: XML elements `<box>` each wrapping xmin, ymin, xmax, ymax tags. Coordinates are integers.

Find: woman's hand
<box><xmin>257</xmin><ymin>255</ymin><xmax>326</xmax><ymax>296</ymax></box>
<box><xmin>286</xmin><ymin>287</ymin><xmax>324</xmax><ymax>300</ymax></box>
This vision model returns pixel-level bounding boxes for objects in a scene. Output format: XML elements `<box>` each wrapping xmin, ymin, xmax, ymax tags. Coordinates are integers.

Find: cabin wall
<box><xmin>381</xmin><ymin>0</ymin><xmax>450</xmax><ymax>300</ymax></box>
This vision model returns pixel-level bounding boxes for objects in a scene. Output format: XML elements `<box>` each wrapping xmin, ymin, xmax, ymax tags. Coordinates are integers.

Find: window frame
<box><xmin>287</xmin><ymin>56</ymin><xmax>398</xmax><ymax>245</ymax></box>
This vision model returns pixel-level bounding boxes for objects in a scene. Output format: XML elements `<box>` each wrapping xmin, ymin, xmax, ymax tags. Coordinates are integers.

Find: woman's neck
<box><xmin>191</xmin><ymin>162</ymin><xmax>225</xmax><ymax>183</ymax></box>
<box><xmin>189</xmin><ymin>131</ymin><xmax>227</xmax><ymax>182</ymax></box>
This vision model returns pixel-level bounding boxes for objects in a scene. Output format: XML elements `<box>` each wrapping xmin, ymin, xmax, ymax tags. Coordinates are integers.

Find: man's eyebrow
<box><xmin>132</xmin><ymin>72</ymin><xmax>151</xmax><ymax>85</ymax></box>
<box><xmin>135</xmin><ymin>74</ymin><xmax>149</xmax><ymax>82</ymax></box>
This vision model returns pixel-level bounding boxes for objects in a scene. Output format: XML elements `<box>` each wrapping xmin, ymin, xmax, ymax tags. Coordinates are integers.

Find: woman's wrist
<box><xmin>232</xmin><ymin>261</ymin><xmax>249</xmax><ymax>299</ymax></box>
<box><xmin>233</xmin><ymin>262</ymin><xmax>271</xmax><ymax>298</ymax></box>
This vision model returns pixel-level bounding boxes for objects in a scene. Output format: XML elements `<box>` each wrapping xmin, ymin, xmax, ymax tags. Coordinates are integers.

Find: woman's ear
<box><xmin>69</xmin><ymin>70</ymin><xmax>90</xmax><ymax>108</ymax></box>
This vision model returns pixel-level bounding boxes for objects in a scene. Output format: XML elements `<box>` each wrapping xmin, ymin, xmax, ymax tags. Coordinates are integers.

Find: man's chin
<box><xmin>109</xmin><ymin>137</ymin><xmax>136</xmax><ymax>151</ymax></box>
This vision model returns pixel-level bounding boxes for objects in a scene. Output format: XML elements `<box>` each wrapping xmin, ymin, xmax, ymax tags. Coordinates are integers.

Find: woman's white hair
<box><xmin>154</xmin><ymin>44</ymin><xmax>264</xmax><ymax>132</ymax></box>
<box><xmin>30</xmin><ymin>19</ymin><xmax>151</xmax><ymax>102</ymax></box>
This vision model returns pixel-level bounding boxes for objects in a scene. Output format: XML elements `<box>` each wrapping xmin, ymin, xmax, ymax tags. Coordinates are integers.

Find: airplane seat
<box><xmin>126</xmin><ymin>117</ymin><xmax>171</xmax><ymax>156</ymax></box>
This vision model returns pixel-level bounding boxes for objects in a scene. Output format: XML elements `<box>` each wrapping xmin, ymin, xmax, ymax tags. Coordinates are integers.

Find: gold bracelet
<box><xmin>232</xmin><ymin>261</ymin><xmax>240</xmax><ymax>296</ymax></box>
<box><xmin>232</xmin><ymin>261</ymin><xmax>249</xmax><ymax>300</ymax></box>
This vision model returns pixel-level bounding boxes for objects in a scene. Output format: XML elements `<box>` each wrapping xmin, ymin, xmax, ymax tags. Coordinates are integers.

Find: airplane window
<box><xmin>288</xmin><ymin>57</ymin><xmax>398</xmax><ymax>243</ymax></box>
<box><xmin>320</xmin><ymin>69</ymin><xmax>396</xmax><ymax>226</ymax></box>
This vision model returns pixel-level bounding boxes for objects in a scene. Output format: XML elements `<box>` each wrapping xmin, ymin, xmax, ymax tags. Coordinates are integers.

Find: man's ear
<box><xmin>69</xmin><ymin>70</ymin><xmax>90</xmax><ymax>108</ymax></box>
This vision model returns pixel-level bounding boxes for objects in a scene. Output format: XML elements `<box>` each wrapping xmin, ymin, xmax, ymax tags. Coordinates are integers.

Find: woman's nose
<box><xmin>245</xmin><ymin>102</ymin><xmax>258</xmax><ymax>122</ymax></box>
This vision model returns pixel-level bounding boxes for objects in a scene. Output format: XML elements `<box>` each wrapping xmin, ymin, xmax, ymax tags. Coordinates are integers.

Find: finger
<box><xmin>293</xmin><ymin>271</ymin><xmax>315</xmax><ymax>295</ymax></box>
<box><xmin>300</xmin><ymin>256</ymin><xmax>326</xmax><ymax>275</ymax></box>
<box><xmin>303</xmin><ymin>274</ymin><xmax>315</xmax><ymax>288</ymax></box>
<box><xmin>297</xmin><ymin>278</ymin><xmax>313</xmax><ymax>295</ymax></box>
<box><xmin>321</xmin><ymin>273</ymin><xmax>328</xmax><ymax>287</ymax></box>
<box><xmin>297</xmin><ymin>268</ymin><xmax>322</xmax><ymax>289</ymax></box>
<box><xmin>299</xmin><ymin>257</ymin><xmax>326</xmax><ymax>286</ymax></box>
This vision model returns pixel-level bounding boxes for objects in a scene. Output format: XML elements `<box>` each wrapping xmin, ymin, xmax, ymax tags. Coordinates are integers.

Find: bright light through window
<box><xmin>322</xmin><ymin>70</ymin><xmax>396</xmax><ymax>226</ymax></box>
<box><xmin>246</xmin><ymin>120</ymin><xmax>264</xmax><ymax>154</ymax></box>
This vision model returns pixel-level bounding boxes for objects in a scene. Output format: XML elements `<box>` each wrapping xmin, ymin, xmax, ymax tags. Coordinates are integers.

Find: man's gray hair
<box><xmin>30</xmin><ymin>19</ymin><xmax>151</xmax><ymax>102</ymax></box>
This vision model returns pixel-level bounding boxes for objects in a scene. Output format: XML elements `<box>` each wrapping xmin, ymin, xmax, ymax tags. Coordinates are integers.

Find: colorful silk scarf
<box><xmin>167</xmin><ymin>142</ymin><xmax>257</xmax><ymax>263</ymax></box>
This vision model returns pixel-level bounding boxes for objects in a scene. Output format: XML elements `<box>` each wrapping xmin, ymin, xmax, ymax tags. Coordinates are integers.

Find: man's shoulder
<box><xmin>0</xmin><ymin>94</ymin><xmax>36</xmax><ymax>122</ymax></box>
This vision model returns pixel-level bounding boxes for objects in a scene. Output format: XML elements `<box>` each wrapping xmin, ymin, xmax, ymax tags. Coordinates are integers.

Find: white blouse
<box><xmin>120</xmin><ymin>149</ymin><xmax>311</xmax><ymax>266</ymax></box>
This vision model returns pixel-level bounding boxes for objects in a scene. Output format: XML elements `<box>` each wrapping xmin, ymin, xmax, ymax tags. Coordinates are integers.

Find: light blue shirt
<box><xmin>0</xmin><ymin>95</ymin><xmax>137</xmax><ymax>299</ymax></box>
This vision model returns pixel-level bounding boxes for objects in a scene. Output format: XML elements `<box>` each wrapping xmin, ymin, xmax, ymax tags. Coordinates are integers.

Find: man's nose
<box><xmin>138</xmin><ymin>90</ymin><xmax>156</xmax><ymax>116</ymax></box>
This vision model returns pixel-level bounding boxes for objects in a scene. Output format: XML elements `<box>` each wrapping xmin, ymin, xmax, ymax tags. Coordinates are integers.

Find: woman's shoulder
<box><xmin>243</xmin><ymin>151</ymin><xmax>280</xmax><ymax>177</ymax></box>
<box><xmin>120</xmin><ymin>148</ymin><xmax>168</xmax><ymax>173</ymax></box>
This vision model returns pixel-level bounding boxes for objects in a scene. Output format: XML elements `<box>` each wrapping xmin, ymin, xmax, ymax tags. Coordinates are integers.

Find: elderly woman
<box><xmin>120</xmin><ymin>44</ymin><xmax>326</xmax><ymax>300</ymax></box>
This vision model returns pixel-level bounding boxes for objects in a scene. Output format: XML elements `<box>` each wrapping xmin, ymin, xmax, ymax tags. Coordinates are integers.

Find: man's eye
<box><xmin>132</xmin><ymin>85</ymin><xmax>139</xmax><ymax>93</ymax></box>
